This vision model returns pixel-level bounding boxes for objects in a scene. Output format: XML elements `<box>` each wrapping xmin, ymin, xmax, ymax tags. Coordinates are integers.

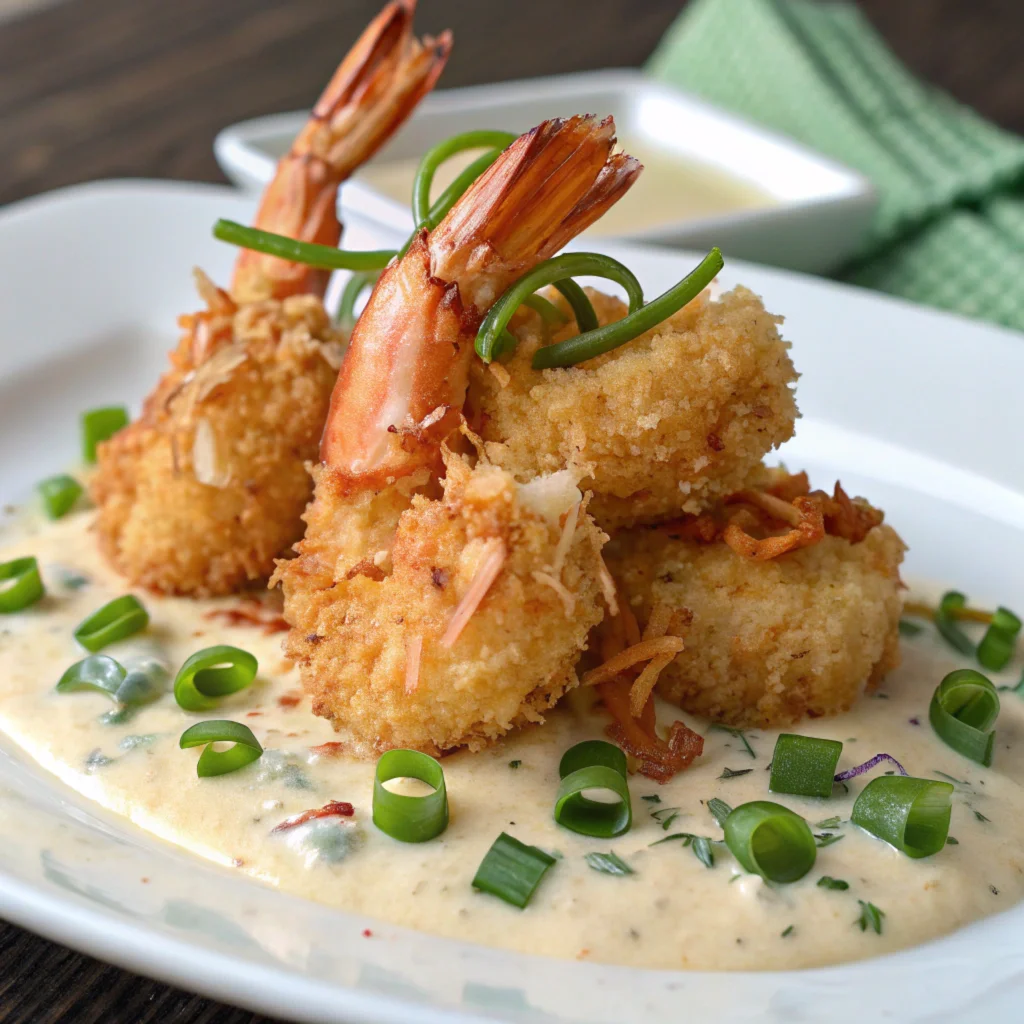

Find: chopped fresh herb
<box><xmin>856</xmin><ymin>900</ymin><xmax>885</xmax><ymax>935</ymax></box>
<box><xmin>898</xmin><ymin>618</ymin><xmax>924</xmax><ymax>637</ymax></box>
<box><xmin>814</xmin><ymin>832</ymin><xmax>845</xmax><ymax>848</ymax></box>
<box><xmin>641</xmin><ymin>794</ymin><xmax>661</xmax><ymax>803</ymax></box>
<box><xmin>973</xmin><ymin>809</ymin><xmax>991</xmax><ymax>823</ymax></box>
<box><xmin>817</xmin><ymin>876</ymin><xmax>849</xmax><ymax>891</ymax></box>
<box><xmin>933</xmin><ymin>770</ymin><xmax>967</xmax><ymax>786</ymax></box>
<box><xmin>780</xmin><ymin>925</ymin><xmax>794</xmax><ymax>938</ymax></box>
<box><xmin>691</xmin><ymin>836</ymin><xmax>715</xmax><ymax>869</ymax></box>
<box><xmin>508</xmin><ymin>760</ymin><xmax>522</xmax><ymax>769</ymax></box>
<box><xmin>935</xmin><ymin>591</ymin><xmax>978</xmax><ymax>657</ymax></box>
<box><xmin>874</xmin><ymin>692</ymin><xmax>890</xmax><ymax>699</ymax></box>
<box><xmin>707</xmin><ymin>798</ymin><xmax>733</xmax><ymax>828</ymax></box>
<box><xmin>719</xmin><ymin>767</ymin><xmax>753</xmax><ymax>779</ymax></box>
<box><xmin>815</xmin><ymin>816</ymin><xmax>842</xmax><ymax>830</ymax></box>
<box><xmin>729</xmin><ymin>873</ymin><xmax>742</xmax><ymax>883</ymax></box>
<box><xmin>711</xmin><ymin>724</ymin><xmax>756</xmax><ymax>758</ymax></box>
<box><xmin>990</xmin><ymin>884</ymin><xmax>1000</xmax><ymax>896</ymax></box>
<box><xmin>650</xmin><ymin>806</ymin><xmax>682</xmax><ymax>831</ymax></box>
<box><xmin>584</xmin><ymin>851</ymin><xmax>635</xmax><ymax>876</ymax></box>
<box><xmin>946</xmin><ymin>836</ymin><xmax>960</xmax><ymax>845</ymax></box>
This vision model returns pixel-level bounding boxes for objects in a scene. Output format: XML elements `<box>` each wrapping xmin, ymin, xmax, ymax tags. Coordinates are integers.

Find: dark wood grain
<box><xmin>1</xmin><ymin>1</ymin><xmax>1022</xmax><ymax>1021</ymax></box>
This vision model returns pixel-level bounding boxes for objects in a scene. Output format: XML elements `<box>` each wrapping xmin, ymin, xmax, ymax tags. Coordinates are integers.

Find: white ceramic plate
<box><xmin>214</xmin><ymin>70</ymin><xmax>876</xmax><ymax>274</ymax></box>
<box><xmin>1</xmin><ymin>181</ymin><xmax>1023</xmax><ymax>1024</ymax></box>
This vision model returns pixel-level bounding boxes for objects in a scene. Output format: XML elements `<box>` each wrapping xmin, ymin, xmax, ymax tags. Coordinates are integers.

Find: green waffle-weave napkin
<box><xmin>647</xmin><ymin>0</ymin><xmax>1024</xmax><ymax>330</ymax></box>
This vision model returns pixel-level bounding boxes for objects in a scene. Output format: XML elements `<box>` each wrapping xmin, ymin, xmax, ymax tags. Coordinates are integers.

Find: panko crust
<box><xmin>274</xmin><ymin>455</ymin><xmax>607</xmax><ymax>757</ymax></box>
<box><xmin>91</xmin><ymin>294</ymin><xmax>342</xmax><ymax>596</ymax></box>
<box><xmin>467</xmin><ymin>286</ymin><xmax>798</xmax><ymax>529</ymax></box>
<box><xmin>606</xmin><ymin>522</ymin><xmax>906</xmax><ymax>728</ymax></box>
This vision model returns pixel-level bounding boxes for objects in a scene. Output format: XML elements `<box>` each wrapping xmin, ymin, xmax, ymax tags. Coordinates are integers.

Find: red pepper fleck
<box><xmin>246</xmin><ymin>710</ymin><xmax>264</xmax><ymax>717</ymax></box>
<box><xmin>362</xmin><ymin>928</ymin><xmax>373</xmax><ymax>938</ymax></box>
<box><xmin>310</xmin><ymin>741</ymin><xmax>346</xmax><ymax>758</ymax></box>
<box><xmin>271</xmin><ymin>800</ymin><xmax>355</xmax><ymax>833</ymax></box>
<box><xmin>278</xmin><ymin>692</ymin><xmax>302</xmax><ymax>708</ymax></box>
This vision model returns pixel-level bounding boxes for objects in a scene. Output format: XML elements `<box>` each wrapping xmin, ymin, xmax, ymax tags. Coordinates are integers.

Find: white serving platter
<box><xmin>214</xmin><ymin>69</ymin><xmax>877</xmax><ymax>274</ymax></box>
<box><xmin>1</xmin><ymin>180</ymin><xmax>1023</xmax><ymax>1024</ymax></box>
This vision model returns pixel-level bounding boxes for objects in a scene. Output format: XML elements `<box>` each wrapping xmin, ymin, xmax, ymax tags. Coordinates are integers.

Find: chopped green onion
<box><xmin>0</xmin><ymin>557</ymin><xmax>44</xmax><ymax>613</ymax></box>
<box><xmin>532</xmin><ymin>248</ymin><xmax>723</xmax><ymax>370</ymax></box>
<box><xmin>856</xmin><ymin>900</ymin><xmax>885</xmax><ymax>934</ymax></box>
<box><xmin>817</xmin><ymin>876</ymin><xmax>849</xmax><ymax>891</ymax></box>
<box><xmin>213</xmin><ymin>219</ymin><xmax>395</xmax><ymax>271</ymax></box>
<box><xmin>57</xmin><ymin>655</ymin><xmax>125</xmax><ymax>700</ymax></box>
<box><xmin>977</xmin><ymin>607</ymin><xmax>1021</xmax><ymax>671</ymax></box>
<box><xmin>554</xmin><ymin>739</ymin><xmax>631</xmax><ymax>838</ymax></box>
<box><xmin>372</xmin><ymin>748</ymin><xmax>449</xmax><ymax>843</ymax></box>
<box><xmin>934</xmin><ymin>591</ymin><xmax>976</xmax><ymax>656</ymax></box>
<box><xmin>723</xmin><ymin>801</ymin><xmax>817</xmax><ymax>883</ymax></box>
<box><xmin>691</xmin><ymin>836</ymin><xmax>715</xmax><ymax>868</ymax></box>
<box><xmin>898</xmin><ymin>618</ymin><xmax>924</xmax><ymax>637</ymax></box>
<box><xmin>73</xmin><ymin>595</ymin><xmax>148</xmax><ymax>651</ymax></box>
<box><xmin>336</xmin><ymin>271</ymin><xmax>379</xmax><ymax>330</ymax></box>
<box><xmin>769</xmin><ymin>734</ymin><xmax>843</xmax><ymax>798</ymax></box>
<box><xmin>173</xmin><ymin>645</ymin><xmax>258</xmax><ymax>712</ymax></box>
<box><xmin>851</xmin><ymin>776</ymin><xmax>953</xmax><ymax>857</ymax></box>
<box><xmin>520</xmin><ymin>293</ymin><xmax>568</xmax><ymax>327</ymax></box>
<box><xmin>584</xmin><ymin>851</ymin><xmax>635</xmax><ymax>876</ymax></box>
<box><xmin>929</xmin><ymin>668</ymin><xmax>1000</xmax><ymax>766</ymax></box>
<box><xmin>411</xmin><ymin>130</ymin><xmax>517</xmax><ymax>226</ymax></box>
<box><xmin>82</xmin><ymin>406</ymin><xmax>129</xmax><ymax>463</ymax></box>
<box><xmin>472</xmin><ymin>832</ymin><xmax>555</xmax><ymax>908</ymax></box>
<box><xmin>707</xmin><ymin>797</ymin><xmax>734</xmax><ymax>828</ymax></box>
<box><xmin>179</xmin><ymin>720</ymin><xmax>263</xmax><ymax>778</ymax></box>
<box><xmin>815</xmin><ymin>832</ymin><xmax>844</xmax><ymax>848</ymax></box>
<box><xmin>476</xmin><ymin>253</ymin><xmax>644</xmax><ymax>363</ymax></box>
<box><xmin>38</xmin><ymin>474</ymin><xmax>83</xmax><ymax>519</ymax></box>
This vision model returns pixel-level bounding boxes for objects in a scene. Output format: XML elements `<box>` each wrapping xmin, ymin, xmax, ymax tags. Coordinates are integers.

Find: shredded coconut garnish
<box><xmin>597</xmin><ymin>557</ymin><xmax>619</xmax><ymax>616</ymax></box>
<box><xmin>551</xmin><ymin>500</ymin><xmax>580</xmax><ymax>577</ymax></box>
<box><xmin>192</xmin><ymin>343</ymin><xmax>249</xmax><ymax>402</ymax></box>
<box><xmin>441</xmin><ymin>538</ymin><xmax>506</xmax><ymax>648</ymax></box>
<box><xmin>629</xmin><ymin>651</ymin><xmax>678</xmax><ymax>718</ymax></box>
<box><xmin>581</xmin><ymin>636</ymin><xmax>684</xmax><ymax>689</ymax></box>
<box><xmin>320</xmin><ymin>341</ymin><xmax>345</xmax><ymax>370</ymax></box>
<box><xmin>734</xmin><ymin>488</ymin><xmax>802</xmax><ymax>527</ymax></box>
<box><xmin>532</xmin><ymin>570</ymin><xmax>575</xmax><ymax>618</ymax></box>
<box><xmin>191</xmin><ymin>418</ymin><xmax>230</xmax><ymax>487</ymax></box>
<box><xmin>641</xmin><ymin>603</ymin><xmax>673</xmax><ymax>643</ymax></box>
<box><xmin>404</xmin><ymin>635</ymin><xmax>423</xmax><ymax>695</ymax></box>
<box><xmin>488</xmin><ymin>362</ymin><xmax>511</xmax><ymax>388</ymax></box>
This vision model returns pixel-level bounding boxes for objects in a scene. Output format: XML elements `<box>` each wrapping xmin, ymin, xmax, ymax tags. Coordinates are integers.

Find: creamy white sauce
<box><xmin>1</xmin><ymin>510</ymin><xmax>1023</xmax><ymax>971</ymax></box>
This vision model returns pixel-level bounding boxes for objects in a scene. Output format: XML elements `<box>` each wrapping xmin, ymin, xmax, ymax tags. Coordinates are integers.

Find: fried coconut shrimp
<box><xmin>275</xmin><ymin>115</ymin><xmax>641</xmax><ymax>755</ymax></box>
<box><xmin>467</xmin><ymin>283</ymin><xmax>798</xmax><ymax>529</ymax></box>
<box><xmin>91</xmin><ymin>1</ymin><xmax>451</xmax><ymax>596</ymax></box>
<box><xmin>605</xmin><ymin>470</ymin><xmax>906</xmax><ymax>729</ymax></box>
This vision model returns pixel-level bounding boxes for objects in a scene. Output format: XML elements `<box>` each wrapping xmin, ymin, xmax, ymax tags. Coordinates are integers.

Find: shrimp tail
<box><xmin>232</xmin><ymin>0</ymin><xmax>452</xmax><ymax>303</ymax></box>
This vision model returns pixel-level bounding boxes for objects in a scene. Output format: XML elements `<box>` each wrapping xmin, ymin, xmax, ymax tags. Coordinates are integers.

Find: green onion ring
<box><xmin>0</xmin><ymin>557</ymin><xmax>44</xmax><ymax>613</ymax></box>
<box><xmin>472</xmin><ymin>831</ymin><xmax>556</xmax><ymax>908</ymax></box>
<box><xmin>372</xmin><ymin>748</ymin><xmax>449</xmax><ymax>842</ymax></box>
<box><xmin>532</xmin><ymin>247</ymin><xmax>723</xmax><ymax>370</ymax></box>
<box><xmin>520</xmin><ymin>293</ymin><xmax>568</xmax><ymax>326</ymax></box>
<box><xmin>851</xmin><ymin>776</ymin><xmax>953</xmax><ymax>857</ymax></box>
<box><xmin>179</xmin><ymin>720</ymin><xmax>263</xmax><ymax>778</ymax></box>
<box><xmin>336</xmin><ymin>271</ymin><xmax>380</xmax><ymax>329</ymax></box>
<box><xmin>214</xmin><ymin>219</ymin><xmax>396</xmax><ymax>271</ymax></box>
<box><xmin>929</xmin><ymin>668</ymin><xmax>1000</xmax><ymax>766</ymax></box>
<box><xmin>81</xmin><ymin>406</ymin><xmax>129</xmax><ymax>463</ymax></box>
<box><xmin>476</xmin><ymin>253</ymin><xmax>644</xmax><ymax>363</ymax></box>
<box><xmin>38</xmin><ymin>474</ymin><xmax>83</xmax><ymax>519</ymax></box>
<box><xmin>978</xmin><ymin>606</ymin><xmax>1021</xmax><ymax>672</ymax></box>
<box><xmin>174</xmin><ymin>645</ymin><xmax>259</xmax><ymax>713</ymax></box>
<box><xmin>552</xmin><ymin>279</ymin><xmax>599</xmax><ymax>333</ymax></box>
<box><xmin>411</xmin><ymin>130</ymin><xmax>517</xmax><ymax>226</ymax></box>
<box><xmin>73</xmin><ymin>595</ymin><xmax>149</xmax><ymax>652</ymax></box>
<box><xmin>56</xmin><ymin>655</ymin><xmax>125</xmax><ymax>700</ymax></box>
<box><xmin>554</xmin><ymin>739</ymin><xmax>631</xmax><ymax>838</ymax></box>
<box><xmin>723</xmin><ymin>801</ymin><xmax>817</xmax><ymax>883</ymax></box>
<box><xmin>934</xmin><ymin>591</ymin><xmax>977</xmax><ymax>656</ymax></box>
<box><xmin>769</xmin><ymin>734</ymin><xmax>844</xmax><ymax>798</ymax></box>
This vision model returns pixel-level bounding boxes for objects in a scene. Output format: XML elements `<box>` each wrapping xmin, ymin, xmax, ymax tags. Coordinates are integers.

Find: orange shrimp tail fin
<box><xmin>232</xmin><ymin>0</ymin><xmax>452</xmax><ymax>303</ymax></box>
<box><xmin>431</xmin><ymin>115</ymin><xmax>642</xmax><ymax>311</ymax></box>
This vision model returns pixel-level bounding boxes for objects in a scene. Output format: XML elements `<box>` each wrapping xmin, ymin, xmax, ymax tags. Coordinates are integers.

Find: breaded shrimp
<box><xmin>467</xmin><ymin>283</ymin><xmax>798</xmax><ymax>529</ymax></box>
<box><xmin>91</xmin><ymin>1</ymin><xmax>451</xmax><ymax>596</ymax></box>
<box><xmin>275</xmin><ymin>116</ymin><xmax>641</xmax><ymax>756</ymax></box>
<box><xmin>605</xmin><ymin>470</ymin><xmax>906</xmax><ymax>729</ymax></box>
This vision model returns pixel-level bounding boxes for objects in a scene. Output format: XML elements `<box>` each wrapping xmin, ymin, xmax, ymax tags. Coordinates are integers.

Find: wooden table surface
<box><xmin>1</xmin><ymin>0</ymin><xmax>1022</xmax><ymax>1021</ymax></box>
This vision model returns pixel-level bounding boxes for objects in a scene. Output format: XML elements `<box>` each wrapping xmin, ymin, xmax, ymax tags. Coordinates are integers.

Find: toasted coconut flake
<box><xmin>320</xmin><ymin>341</ymin><xmax>345</xmax><ymax>370</ymax></box>
<box><xmin>621</xmin><ymin>599</ymin><xmax>642</xmax><ymax>647</ymax></box>
<box><xmin>192</xmin><ymin>267</ymin><xmax>235</xmax><ymax>314</ymax></box>
<box><xmin>582</xmin><ymin>636</ymin><xmax>684</xmax><ymax>689</ymax></box>
<box><xmin>488</xmin><ymin>362</ymin><xmax>511</xmax><ymax>388</ymax></box>
<box><xmin>192</xmin><ymin>418</ymin><xmax>230</xmax><ymax>487</ymax></box>
<box><xmin>629</xmin><ymin>651</ymin><xmax>678</xmax><ymax>718</ymax></box>
<box><xmin>730</xmin><ymin>488</ymin><xmax>802</xmax><ymax>526</ymax></box>
<box><xmin>641</xmin><ymin>603</ymin><xmax>673</xmax><ymax>643</ymax></box>
<box><xmin>532</xmin><ymin>570</ymin><xmax>575</xmax><ymax>618</ymax></box>
<box><xmin>551</xmin><ymin>500</ymin><xmax>581</xmax><ymax>577</ymax></box>
<box><xmin>345</xmin><ymin>559</ymin><xmax>386</xmax><ymax>582</ymax></box>
<box><xmin>192</xmin><ymin>343</ymin><xmax>249</xmax><ymax>402</ymax></box>
<box><xmin>597</xmin><ymin>556</ymin><xmax>619</xmax><ymax>616</ymax></box>
<box><xmin>404</xmin><ymin>635</ymin><xmax>423</xmax><ymax>694</ymax></box>
<box><xmin>441</xmin><ymin>538</ymin><xmax>506</xmax><ymax>648</ymax></box>
<box><xmin>723</xmin><ymin>495</ymin><xmax>825</xmax><ymax>561</ymax></box>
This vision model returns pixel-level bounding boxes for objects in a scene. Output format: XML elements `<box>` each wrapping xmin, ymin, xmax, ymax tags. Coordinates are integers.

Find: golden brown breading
<box><xmin>91</xmin><ymin>294</ymin><xmax>342</xmax><ymax>596</ymax></box>
<box><xmin>606</xmin><ymin>513</ymin><xmax>906</xmax><ymax>728</ymax></box>
<box><xmin>274</xmin><ymin>453</ymin><xmax>607</xmax><ymax>756</ymax></box>
<box><xmin>467</xmin><ymin>285</ymin><xmax>798</xmax><ymax>529</ymax></box>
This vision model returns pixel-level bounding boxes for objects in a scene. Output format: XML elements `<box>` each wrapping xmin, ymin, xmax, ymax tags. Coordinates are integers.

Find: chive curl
<box><xmin>531</xmin><ymin>247</ymin><xmax>724</xmax><ymax>370</ymax></box>
<box><xmin>851</xmin><ymin>775</ymin><xmax>953</xmax><ymax>857</ymax></box>
<box><xmin>0</xmin><ymin>557</ymin><xmax>44</xmax><ymax>613</ymax></box>
<box><xmin>174</xmin><ymin>645</ymin><xmax>258</xmax><ymax>712</ymax></box>
<box><xmin>472</xmin><ymin>832</ymin><xmax>555</xmax><ymax>908</ymax></box>
<box><xmin>723</xmin><ymin>801</ymin><xmax>817</xmax><ymax>883</ymax></box>
<box><xmin>336</xmin><ymin>271</ymin><xmax>380</xmax><ymax>330</ymax></box>
<box><xmin>372</xmin><ymin>748</ymin><xmax>449</xmax><ymax>843</ymax></box>
<box><xmin>73</xmin><ymin>595</ymin><xmax>148</xmax><ymax>652</ymax></box>
<box><xmin>521</xmin><ymin>293</ymin><xmax>568</xmax><ymax>327</ymax></box>
<box><xmin>214</xmin><ymin>220</ymin><xmax>395</xmax><ymax>272</ymax></box>
<box><xmin>769</xmin><ymin>734</ymin><xmax>843</xmax><ymax>798</ymax></box>
<box><xmin>179</xmin><ymin>720</ymin><xmax>263</xmax><ymax>777</ymax></box>
<box><xmin>978</xmin><ymin>607</ymin><xmax>1021</xmax><ymax>672</ymax></box>
<box><xmin>935</xmin><ymin>591</ymin><xmax>976</xmax><ymax>656</ymax></box>
<box><xmin>38</xmin><ymin>474</ymin><xmax>83</xmax><ymax>519</ymax></box>
<box><xmin>929</xmin><ymin>668</ymin><xmax>1000</xmax><ymax>766</ymax></box>
<box><xmin>82</xmin><ymin>406</ymin><xmax>129</xmax><ymax>463</ymax></box>
<box><xmin>554</xmin><ymin>739</ymin><xmax>631</xmax><ymax>838</ymax></box>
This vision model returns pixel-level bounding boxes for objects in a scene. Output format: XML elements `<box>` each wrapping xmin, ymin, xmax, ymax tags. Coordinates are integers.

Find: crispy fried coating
<box><xmin>467</xmin><ymin>285</ymin><xmax>798</xmax><ymax>529</ymax></box>
<box><xmin>274</xmin><ymin>454</ymin><xmax>607</xmax><ymax>756</ymax></box>
<box><xmin>606</xmin><ymin>511</ymin><xmax>906</xmax><ymax>728</ymax></box>
<box><xmin>91</xmin><ymin>295</ymin><xmax>342</xmax><ymax>596</ymax></box>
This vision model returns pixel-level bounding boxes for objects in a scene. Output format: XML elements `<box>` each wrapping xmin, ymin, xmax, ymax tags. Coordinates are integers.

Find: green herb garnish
<box><xmin>707</xmin><ymin>798</ymin><xmax>734</xmax><ymax>828</ymax></box>
<box><xmin>719</xmin><ymin>767</ymin><xmax>753</xmax><ymax>779</ymax></box>
<box><xmin>710</xmin><ymin>724</ymin><xmax>756</xmax><ymax>758</ymax></box>
<box><xmin>817</xmin><ymin>876</ymin><xmax>850</xmax><ymax>891</ymax></box>
<box><xmin>856</xmin><ymin>900</ymin><xmax>885</xmax><ymax>934</ymax></box>
<box><xmin>584</xmin><ymin>851</ymin><xmax>635</xmax><ymax>876</ymax></box>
